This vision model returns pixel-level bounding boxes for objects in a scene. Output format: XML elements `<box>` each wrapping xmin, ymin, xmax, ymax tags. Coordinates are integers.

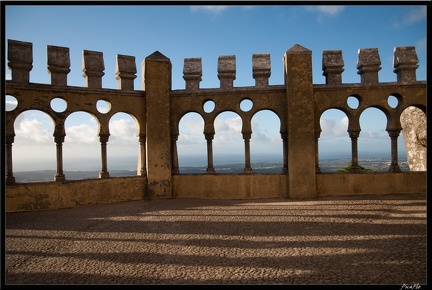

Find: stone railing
<box><xmin>4</xmin><ymin>39</ymin><xmax>427</xmax><ymax>212</ymax></box>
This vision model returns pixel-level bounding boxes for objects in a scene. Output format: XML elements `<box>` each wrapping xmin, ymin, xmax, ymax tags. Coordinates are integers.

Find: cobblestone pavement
<box><xmin>4</xmin><ymin>193</ymin><xmax>427</xmax><ymax>286</ymax></box>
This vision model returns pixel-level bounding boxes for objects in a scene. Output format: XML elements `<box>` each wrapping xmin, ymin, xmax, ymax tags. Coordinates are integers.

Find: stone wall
<box><xmin>5</xmin><ymin>40</ymin><xmax>427</xmax><ymax>213</ymax></box>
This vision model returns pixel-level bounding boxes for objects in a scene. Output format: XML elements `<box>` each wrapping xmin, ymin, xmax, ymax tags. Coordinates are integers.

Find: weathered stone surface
<box><xmin>7</xmin><ymin>39</ymin><xmax>33</xmax><ymax>83</ymax></box>
<box><xmin>4</xmin><ymin>39</ymin><xmax>427</xmax><ymax>213</ymax></box>
<box><xmin>47</xmin><ymin>45</ymin><xmax>71</xmax><ymax>86</ymax></box>
<box><xmin>393</xmin><ymin>46</ymin><xmax>419</xmax><ymax>83</ymax></box>
<box><xmin>82</xmin><ymin>50</ymin><xmax>105</xmax><ymax>88</ymax></box>
<box><xmin>357</xmin><ymin>48</ymin><xmax>381</xmax><ymax>83</ymax></box>
<box><xmin>400</xmin><ymin>106</ymin><xmax>427</xmax><ymax>171</ymax></box>
<box><xmin>252</xmin><ymin>53</ymin><xmax>271</xmax><ymax>87</ymax></box>
<box><xmin>217</xmin><ymin>55</ymin><xmax>236</xmax><ymax>89</ymax></box>
<box><xmin>322</xmin><ymin>50</ymin><xmax>344</xmax><ymax>85</ymax></box>
<box><xmin>183</xmin><ymin>57</ymin><xmax>202</xmax><ymax>91</ymax></box>
<box><xmin>115</xmin><ymin>54</ymin><xmax>137</xmax><ymax>90</ymax></box>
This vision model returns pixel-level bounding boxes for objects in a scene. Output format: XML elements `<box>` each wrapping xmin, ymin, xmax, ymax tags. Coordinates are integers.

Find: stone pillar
<box><xmin>388</xmin><ymin>130</ymin><xmax>402</xmax><ymax>173</ymax></box>
<box><xmin>357</xmin><ymin>48</ymin><xmax>381</xmax><ymax>83</ymax></box>
<box><xmin>349</xmin><ymin>131</ymin><xmax>361</xmax><ymax>173</ymax></box>
<box><xmin>7</xmin><ymin>39</ymin><xmax>33</xmax><ymax>83</ymax></box>
<box><xmin>183</xmin><ymin>57</ymin><xmax>202</xmax><ymax>91</ymax></box>
<box><xmin>284</xmin><ymin>44</ymin><xmax>316</xmax><ymax>199</ymax></box>
<box><xmin>5</xmin><ymin>133</ymin><xmax>16</xmax><ymax>185</ymax></box>
<box><xmin>252</xmin><ymin>53</ymin><xmax>271</xmax><ymax>87</ymax></box>
<box><xmin>322</xmin><ymin>50</ymin><xmax>344</xmax><ymax>85</ymax></box>
<box><xmin>47</xmin><ymin>45</ymin><xmax>71</xmax><ymax>86</ymax></box>
<box><xmin>99</xmin><ymin>133</ymin><xmax>110</xmax><ymax>178</ymax></box>
<box><xmin>393</xmin><ymin>46</ymin><xmax>419</xmax><ymax>83</ymax></box>
<box><xmin>281</xmin><ymin>132</ymin><xmax>288</xmax><ymax>174</ymax></box>
<box><xmin>143</xmin><ymin>51</ymin><xmax>172</xmax><ymax>198</ymax></box>
<box><xmin>205</xmin><ymin>133</ymin><xmax>215</xmax><ymax>174</ymax></box>
<box><xmin>115</xmin><ymin>54</ymin><xmax>137</xmax><ymax>91</ymax></box>
<box><xmin>171</xmin><ymin>133</ymin><xmax>179</xmax><ymax>175</ymax></box>
<box><xmin>315</xmin><ymin>132</ymin><xmax>321</xmax><ymax>173</ymax></box>
<box><xmin>82</xmin><ymin>50</ymin><xmax>105</xmax><ymax>88</ymax></box>
<box><xmin>137</xmin><ymin>133</ymin><xmax>147</xmax><ymax>176</ymax></box>
<box><xmin>218</xmin><ymin>55</ymin><xmax>236</xmax><ymax>89</ymax></box>
<box><xmin>243</xmin><ymin>132</ymin><xmax>252</xmax><ymax>174</ymax></box>
<box><xmin>53</xmin><ymin>128</ymin><xmax>66</xmax><ymax>181</ymax></box>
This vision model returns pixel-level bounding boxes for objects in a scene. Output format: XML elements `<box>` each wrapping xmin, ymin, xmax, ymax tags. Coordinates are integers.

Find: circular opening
<box><xmin>203</xmin><ymin>100</ymin><xmax>215</xmax><ymax>113</ymax></box>
<box><xmin>387</xmin><ymin>95</ymin><xmax>399</xmax><ymax>109</ymax></box>
<box><xmin>6</xmin><ymin>95</ymin><xmax>18</xmax><ymax>111</ymax></box>
<box><xmin>347</xmin><ymin>96</ymin><xmax>359</xmax><ymax>109</ymax></box>
<box><xmin>50</xmin><ymin>97</ymin><xmax>67</xmax><ymax>113</ymax></box>
<box><xmin>240</xmin><ymin>98</ymin><xmax>253</xmax><ymax>112</ymax></box>
<box><xmin>96</xmin><ymin>100</ymin><xmax>111</xmax><ymax>114</ymax></box>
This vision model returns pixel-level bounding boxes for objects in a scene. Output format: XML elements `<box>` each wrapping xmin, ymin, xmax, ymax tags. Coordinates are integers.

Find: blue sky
<box><xmin>4</xmin><ymin>4</ymin><xmax>427</xmax><ymax>171</ymax></box>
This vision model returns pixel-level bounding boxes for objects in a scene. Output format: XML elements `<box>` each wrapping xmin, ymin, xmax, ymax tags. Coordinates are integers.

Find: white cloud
<box><xmin>109</xmin><ymin>118</ymin><xmax>138</xmax><ymax>145</ymax></box>
<box><xmin>14</xmin><ymin>118</ymin><xmax>53</xmax><ymax>145</ymax></box>
<box><xmin>65</xmin><ymin>124</ymin><xmax>98</xmax><ymax>144</ymax></box>
<box><xmin>416</xmin><ymin>37</ymin><xmax>426</xmax><ymax>53</ymax></box>
<box><xmin>393</xmin><ymin>6</ymin><xmax>426</xmax><ymax>28</ymax></box>
<box><xmin>190</xmin><ymin>5</ymin><xmax>228</xmax><ymax>15</ymax></box>
<box><xmin>402</xmin><ymin>6</ymin><xmax>426</xmax><ymax>26</ymax></box>
<box><xmin>320</xmin><ymin>116</ymin><xmax>348</xmax><ymax>137</ymax></box>
<box><xmin>304</xmin><ymin>5</ymin><xmax>345</xmax><ymax>19</ymax></box>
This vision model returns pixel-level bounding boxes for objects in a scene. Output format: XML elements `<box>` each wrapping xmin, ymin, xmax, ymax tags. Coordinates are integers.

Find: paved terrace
<box><xmin>4</xmin><ymin>193</ymin><xmax>427</xmax><ymax>286</ymax></box>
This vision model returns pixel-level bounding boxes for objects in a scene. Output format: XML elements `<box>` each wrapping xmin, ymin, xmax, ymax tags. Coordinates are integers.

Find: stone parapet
<box><xmin>357</xmin><ymin>48</ymin><xmax>381</xmax><ymax>83</ymax></box>
<box><xmin>393</xmin><ymin>46</ymin><xmax>419</xmax><ymax>83</ymax></box>
<box><xmin>82</xmin><ymin>50</ymin><xmax>105</xmax><ymax>88</ymax></box>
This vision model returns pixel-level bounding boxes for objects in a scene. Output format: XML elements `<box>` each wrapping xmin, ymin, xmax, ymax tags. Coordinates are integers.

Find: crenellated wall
<box><xmin>4</xmin><ymin>40</ymin><xmax>427</xmax><ymax>212</ymax></box>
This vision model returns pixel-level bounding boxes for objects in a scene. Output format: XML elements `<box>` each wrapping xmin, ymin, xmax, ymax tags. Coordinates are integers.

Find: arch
<box><xmin>63</xmin><ymin>111</ymin><xmax>100</xmax><ymax>178</ymax></box>
<box><xmin>318</xmin><ymin>108</ymin><xmax>350</xmax><ymax>164</ymax></box>
<box><xmin>12</xmin><ymin>110</ymin><xmax>56</xmax><ymax>180</ymax></box>
<box><xmin>250</xmin><ymin>109</ymin><xmax>283</xmax><ymax>173</ymax></box>
<box><xmin>108</xmin><ymin>112</ymin><xmax>140</xmax><ymax>175</ymax></box>
<box><xmin>177</xmin><ymin>112</ymin><xmax>207</xmax><ymax>173</ymax></box>
<box><xmin>358</xmin><ymin>107</ymin><xmax>395</xmax><ymax>171</ymax></box>
<box><xmin>213</xmin><ymin>111</ymin><xmax>244</xmax><ymax>172</ymax></box>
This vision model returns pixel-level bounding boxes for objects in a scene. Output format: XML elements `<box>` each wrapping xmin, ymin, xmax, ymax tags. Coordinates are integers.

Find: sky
<box><xmin>3</xmin><ymin>4</ymin><xmax>427</xmax><ymax>172</ymax></box>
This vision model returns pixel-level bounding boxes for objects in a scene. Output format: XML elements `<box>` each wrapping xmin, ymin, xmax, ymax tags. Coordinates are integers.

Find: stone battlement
<box><xmin>5</xmin><ymin>39</ymin><xmax>427</xmax><ymax>212</ymax></box>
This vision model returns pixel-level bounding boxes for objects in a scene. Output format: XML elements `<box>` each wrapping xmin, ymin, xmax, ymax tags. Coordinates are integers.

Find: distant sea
<box><xmin>11</xmin><ymin>155</ymin><xmax>409</xmax><ymax>183</ymax></box>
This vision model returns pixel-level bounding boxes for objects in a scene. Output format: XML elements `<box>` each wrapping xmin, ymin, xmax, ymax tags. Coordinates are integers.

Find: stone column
<box><xmin>7</xmin><ymin>39</ymin><xmax>33</xmax><ymax>83</ymax></box>
<box><xmin>137</xmin><ymin>133</ymin><xmax>147</xmax><ymax>176</ymax></box>
<box><xmin>252</xmin><ymin>53</ymin><xmax>271</xmax><ymax>87</ymax></box>
<box><xmin>315</xmin><ymin>132</ymin><xmax>321</xmax><ymax>173</ymax></box>
<box><xmin>281</xmin><ymin>132</ymin><xmax>288</xmax><ymax>174</ymax></box>
<box><xmin>349</xmin><ymin>131</ymin><xmax>361</xmax><ymax>173</ymax></box>
<box><xmin>143</xmin><ymin>51</ymin><xmax>172</xmax><ymax>198</ymax></box>
<box><xmin>393</xmin><ymin>46</ymin><xmax>419</xmax><ymax>83</ymax></box>
<box><xmin>322</xmin><ymin>50</ymin><xmax>344</xmax><ymax>85</ymax></box>
<box><xmin>5</xmin><ymin>133</ymin><xmax>16</xmax><ymax>185</ymax></box>
<box><xmin>357</xmin><ymin>48</ymin><xmax>381</xmax><ymax>83</ymax></box>
<box><xmin>205</xmin><ymin>133</ymin><xmax>215</xmax><ymax>174</ymax></box>
<box><xmin>388</xmin><ymin>130</ymin><xmax>402</xmax><ymax>173</ymax></box>
<box><xmin>171</xmin><ymin>133</ymin><xmax>179</xmax><ymax>175</ymax></box>
<box><xmin>47</xmin><ymin>45</ymin><xmax>71</xmax><ymax>86</ymax></box>
<box><xmin>243</xmin><ymin>132</ymin><xmax>252</xmax><ymax>174</ymax></box>
<box><xmin>99</xmin><ymin>133</ymin><xmax>110</xmax><ymax>178</ymax></box>
<box><xmin>183</xmin><ymin>57</ymin><xmax>202</xmax><ymax>91</ymax></box>
<box><xmin>218</xmin><ymin>55</ymin><xmax>236</xmax><ymax>89</ymax></box>
<box><xmin>284</xmin><ymin>44</ymin><xmax>316</xmax><ymax>199</ymax></box>
<box><xmin>53</xmin><ymin>128</ymin><xmax>66</xmax><ymax>181</ymax></box>
<box><xmin>82</xmin><ymin>50</ymin><xmax>105</xmax><ymax>88</ymax></box>
<box><xmin>116</xmin><ymin>54</ymin><xmax>137</xmax><ymax>90</ymax></box>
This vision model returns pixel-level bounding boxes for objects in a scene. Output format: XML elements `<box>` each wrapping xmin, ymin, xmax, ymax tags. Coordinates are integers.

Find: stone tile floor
<box><xmin>4</xmin><ymin>193</ymin><xmax>427</xmax><ymax>285</ymax></box>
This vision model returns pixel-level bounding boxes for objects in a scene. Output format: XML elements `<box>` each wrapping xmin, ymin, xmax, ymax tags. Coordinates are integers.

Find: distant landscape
<box><xmin>11</xmin><ymin>157</ymin><xmax>409</xmax><ymax>183</ymax></box>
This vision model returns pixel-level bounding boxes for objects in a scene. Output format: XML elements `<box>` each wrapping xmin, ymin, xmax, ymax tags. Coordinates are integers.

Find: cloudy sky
<box><xmin>4</xmin><ymin>4</ymin><xmax>427</xmax><ymax>171</ymax></box>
